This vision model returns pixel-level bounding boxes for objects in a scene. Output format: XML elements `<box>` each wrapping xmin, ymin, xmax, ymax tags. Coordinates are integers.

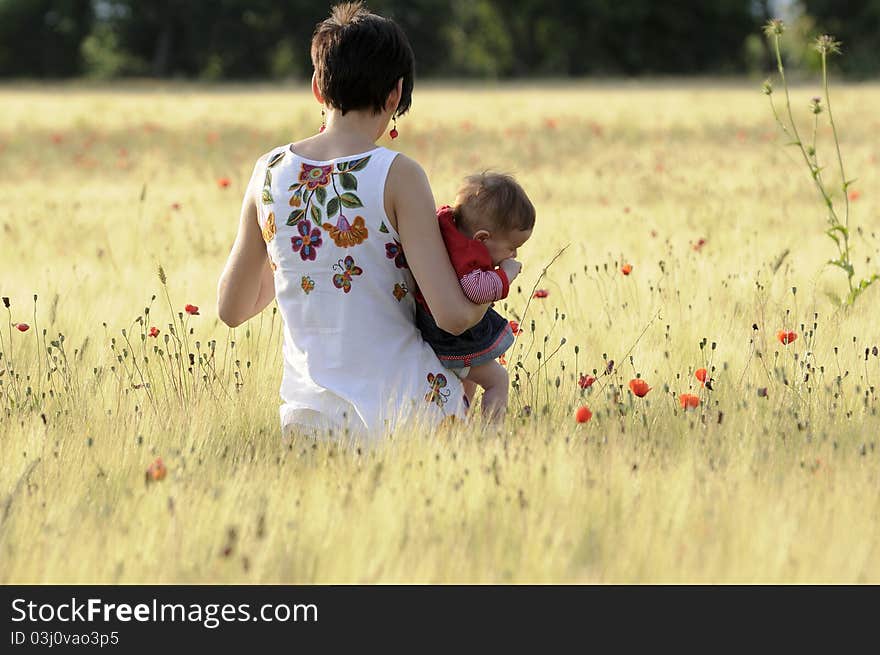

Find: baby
<box><xmin>415</xmin><ymin>172</ymin><xmax>534</xmax><ymax>421</ymax></box>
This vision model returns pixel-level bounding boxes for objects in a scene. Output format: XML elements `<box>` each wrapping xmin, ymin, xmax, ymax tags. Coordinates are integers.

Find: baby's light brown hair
<box><xmin>452</xmin><ymin>172</ymin><xmax>535</xmax><ymax>235</ymax></box>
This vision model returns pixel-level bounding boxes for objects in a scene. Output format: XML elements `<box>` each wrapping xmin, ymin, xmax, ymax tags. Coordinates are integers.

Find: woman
<box><xmin>217</xmin><ymin>2</ymin><xmax>489</xmax><ymax>442</ymax></box>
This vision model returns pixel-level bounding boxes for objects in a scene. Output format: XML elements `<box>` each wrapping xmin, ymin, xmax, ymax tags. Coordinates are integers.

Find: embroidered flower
<box><xmin>291</xmin><ymin>219</ymin><xmax>323</xmax><ymax>261</ymax></box>
<box><xmin>332</xmin><ymin>255</ymin><xmax>363</xmax><ymax>293</ymax></box>
<box><xmin>268</xmin><ymin>256</ymin><xmax>277</xmax><ymax>272</ymax></box>
<box><xmin>299</xmin><ymin>163</ymin><xmax>333</xmax><ymax>190</ymax></box>
<box><xmin>262</xmin><ymin>212</ymin><xmax>276</xmax><ymax>243</ymax></box>
<box><xmin>393</xmin><ymin>283</ymin><xmax>408</xmax><ymax>301</ymax></box>
<box><xmin>425</xmin><ymin>372</ymin><xmax>450</xmax><ymax>407</ymax></box>
<box><xmin>301</xmin><ymin>276</ymin><xmax>315</xmax><ymax>294</ymax></box>
<box><xmin>385</xmin><ymin>240</ymin><xmax>408</xmax><ymax>269</ymax></box>
<box><xmin>323</xmin><ymin>214</ymin><xmax>368</xmax><ymax>248</ymax></box>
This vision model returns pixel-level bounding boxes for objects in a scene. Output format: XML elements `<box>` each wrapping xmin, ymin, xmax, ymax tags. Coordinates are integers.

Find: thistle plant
<box><xmin>762</xmin><ymin>19</ymin><xmax>878</xmax><ymax>306</ymax></box>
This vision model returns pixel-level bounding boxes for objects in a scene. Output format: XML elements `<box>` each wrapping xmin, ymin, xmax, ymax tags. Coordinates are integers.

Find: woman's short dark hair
<box><xmin>311</xmin><ymin>2</ymin><xmax>415</xmax><ymax>117</ymax></box>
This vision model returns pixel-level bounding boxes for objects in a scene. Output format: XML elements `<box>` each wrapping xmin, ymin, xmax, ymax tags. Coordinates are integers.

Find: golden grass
<box><xmin>1</xmin><ymin>81</ymin><xmax>879</xmax><ymax>583</ymax></box>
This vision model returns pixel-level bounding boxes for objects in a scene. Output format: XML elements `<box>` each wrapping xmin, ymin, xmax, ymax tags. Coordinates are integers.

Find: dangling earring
<box><xmin>389</xmin><ymin>115</ymin><xmax>399</xmax><ymax>139</ymax></box>
<box><xmin>319</xmin><ymin>108</ymin><xmax>326</xmax><ymax>133</ymax></box>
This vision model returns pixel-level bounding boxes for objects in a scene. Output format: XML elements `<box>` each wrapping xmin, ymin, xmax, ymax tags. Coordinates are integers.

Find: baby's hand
<box><xmin>500</xmin><ymin>258</ymin><xmax>522</xmax><ymax>282</ymax></box>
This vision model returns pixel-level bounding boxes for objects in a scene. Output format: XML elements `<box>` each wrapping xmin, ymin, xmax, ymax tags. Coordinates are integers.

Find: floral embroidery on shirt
<box><xmin>393</xmin><ymin>282</ymin><xmax>408</xmax><ymax>301</ymax></box>
<box><xmin>291</xmin><ymin>219</ymin><xmax>323</xmax><ymax>261</ymax></box>
<box><xmin>379</xmin><ymin>221</ymin><xmax>389</xmax><ymax>234</ymax></box>
<box><xmin>385</xmin><ymin>240</ymin><xmax>408</xmax><ymax>269</ymax></box>
<box><xmin>268</xmin><ymin>255</ymin><xmax>277</xmax><ymax>272</ymax></box>
<box><xmin>300</xmin><ymin>163</ymin><xmax>333</xmax><ymax>190</ymax></box>
<box><xmin>332</xmin><ymin>255</ymin><xmax>363</xmax><ymax>294</ymax></box>
<box><xmin>261</xmin><ymin>150</ymin><xmax>286</xmax><ymax>204</ymax></box>
<box><xmin>323</xmin><ymin>214</ymin><xmax>368</xmax><ymax>248</ymax></box>
<box><xmin>301</xmin><ymin>275</ymin><xmax>315</xmax><ymax>294</ymax></box>
<box><xmin>262</xmin><ymin>211</ymin><xmax>276</xmax><ymax>243</ymax></box>
<box><xmin>425</xmin><ymin>372</ymin><xmax>450</xmax><ymax>407</ymax></box>
<box><xmin>286</xmin><ymin>156</ymin><xmax>372</xmax><ymax>248</ymax></box>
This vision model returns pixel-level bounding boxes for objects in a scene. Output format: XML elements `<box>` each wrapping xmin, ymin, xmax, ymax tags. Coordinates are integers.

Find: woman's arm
<box><xmin>217</xmin><ymin>157</ymin><xmax>275</xmax><ymax>328</ymax></box>
<box><xmin>388</xmin><ymin>155</ymin><xmax>489</xmax><ymax>335</ymax></box>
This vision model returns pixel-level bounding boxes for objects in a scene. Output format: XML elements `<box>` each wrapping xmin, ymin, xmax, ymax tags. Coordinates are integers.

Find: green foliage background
<box><xmin>1</xmin><ymin>0</ymin><xmax>876</xmax><ymax>79</ymax></box>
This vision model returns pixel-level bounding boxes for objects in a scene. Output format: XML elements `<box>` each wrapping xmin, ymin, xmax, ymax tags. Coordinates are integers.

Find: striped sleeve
<box><xmin>459</xmin><ymin>268</ymin><xmax>510</xmax><ymax>303</ymax></box>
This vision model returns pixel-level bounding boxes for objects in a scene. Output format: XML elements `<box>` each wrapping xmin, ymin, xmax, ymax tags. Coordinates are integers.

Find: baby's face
<box><xmin>479</xmin><ymin>227</ymin><xmax>533</xmax><ymax>266</ymax></box>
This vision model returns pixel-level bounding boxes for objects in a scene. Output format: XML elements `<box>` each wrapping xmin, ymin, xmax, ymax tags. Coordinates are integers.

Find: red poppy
<box><xmin>692</xmin><ymin>238</ymin><xmax>707</xmax><ymax>252</ymax></box>
<box><xmin>777</xmin><ymin>330</ymin><xmax>797</xmax><ymax>345</ymax></box>
<box><xmin>544</xmin><ymin>118</ymin><xmax>558</xmax><ymax>130</ymax></box>
<box><xmin>15</xmin><ymin>323</ymin><xmax>29</xmax><ymax>332</ymax></box>
<box><xmin>146</xmin><ymin>457</ymin><xmax>167</xmax><ymax>482</ymax></box>
<box><xmin>620</xmin><ymin>264</ymin><xmax>633</xmax><ymax>275</ymax></box>
<box><xmin>185</xmin><ymin>304</ymin><xmax>200</xmax><ymax>315</ymax></box>
<box><xmin>171</xmin><ymin>202</ymin><xmax>181</xmax><ymax>211</ymax></box>
<box><xmin>575</xmin><ymin>406</ymin><xmax>592</xmax><ymax>423</ymax></box>
<box><xmin>578</xmin><ymin>374</ymin><xmax>596</xmax><ymax>389</ymax></box>
<box><xmin>148</xmin><ymin>326</ymin><xmax>159</xmax><ymax>338</ymax></box>
<box><xmin>628</xmin><ymin>378</ymin><xmax>650</xmax><ymax>397</ymax></box>
<box><xmin>848</xmin><ymin>189</ymin><xmax>861</xmax><ymax>202</ymax></box>
<box><xmin>679</xmin><ymin>394</ymin><xmax>700</xmax><ymax>409</ymax></box>
<box><xmin>695</xmin><ymin>368</ymin><xmax>707</xmax><ymax>383</ymax></box>
<box><xmin>217</xmin><ymin>177</ymin><xmax>231</xmax><ymax>189</ymax></box>
<box><xmin>51</xmin><ymin>134</ymin><xmax>63</xmax><ymax>144</ymax></box>
<box><xmin>533</xmin><ymin>289</ymin><xmax>549</xmax><ymax>298</ymax></box>
<box><xmin>509</xmin><ymin>320</ymin><xmax>521</xmax><ymax>336</ymax></box>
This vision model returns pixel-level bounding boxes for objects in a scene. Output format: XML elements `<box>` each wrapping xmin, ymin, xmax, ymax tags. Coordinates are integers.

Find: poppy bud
<box><xmin>15</xmin><ymin>323</ymin><xmax>29</xmax><ymax>332</ymax></box>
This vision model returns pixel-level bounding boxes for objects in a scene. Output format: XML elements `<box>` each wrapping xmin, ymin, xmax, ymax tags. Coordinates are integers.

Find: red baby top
<box><xmin>435</xmin><ymin>205</ymin><xmax>510</xmax><ymax>303</ymax></box>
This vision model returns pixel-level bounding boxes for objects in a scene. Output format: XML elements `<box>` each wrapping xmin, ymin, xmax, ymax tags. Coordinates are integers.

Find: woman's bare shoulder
<box><xmin>387</xmin><ymin>152</ymin><xmax>428</xmax><ymax>185</ymax></box>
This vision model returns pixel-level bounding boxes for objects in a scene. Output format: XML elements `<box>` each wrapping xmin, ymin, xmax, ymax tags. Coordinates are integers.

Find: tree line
<box><xmin>0</xmin><ymin>0</ymin><xmax>875</xmax><ymax>79</ymax></box>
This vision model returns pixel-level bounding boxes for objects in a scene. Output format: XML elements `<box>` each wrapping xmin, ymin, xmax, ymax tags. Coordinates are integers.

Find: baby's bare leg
<box><xmin>462</xmin><ymin>379</ymin><xmax>478</xmax><ymax>406</ymax></box>
<box><xmin>465</xmin><ymin>360</ymin><xmax>509</xmax><ymax>422</ymax></box>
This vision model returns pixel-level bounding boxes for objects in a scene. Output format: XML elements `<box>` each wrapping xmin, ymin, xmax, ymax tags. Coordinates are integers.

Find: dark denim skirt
<box><xmin>416</xmin><ymin>303</ymin><xmax>514</xmax><ymax>369</ymax></box>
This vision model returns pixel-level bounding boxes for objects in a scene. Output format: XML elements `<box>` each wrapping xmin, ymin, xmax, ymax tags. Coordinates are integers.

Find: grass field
<box><xmin>1</xmin><ymin>81</ymin><xmax>879</xmax><ymax>583</ymax></box>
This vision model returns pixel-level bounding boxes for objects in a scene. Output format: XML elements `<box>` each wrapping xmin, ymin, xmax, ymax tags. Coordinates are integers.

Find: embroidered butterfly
<box><xmin>332</xmin><ymin>255</ymin><xmax>363</xmax><ymax>293</ymax></box>
<box><xmin>425</xmin><ymin>372</ymin><xmax>450</xmax><ymax>407</ymax></box>
<box><xmin>393</xmin><ymin>282</ymin><xmax>408</xmax><ymax>301</ymax></box>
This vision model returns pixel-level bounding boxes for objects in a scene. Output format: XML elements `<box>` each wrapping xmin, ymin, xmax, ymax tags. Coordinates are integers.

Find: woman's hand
<box><xmin>217</xmin><ymin>156</ymin><xmax>276</xmax><ymax>328</ymax></box>
<box><xmin>389</xmin><ymin>155</ymin><xmax>489</xmax><ymax>335</ymax></box>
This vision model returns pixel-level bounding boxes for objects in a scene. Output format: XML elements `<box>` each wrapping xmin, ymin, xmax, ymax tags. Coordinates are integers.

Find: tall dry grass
<box><xmin>1</xmin><ymin>81</ymin><xmax>879</xmax><ymax>582</ymax></box>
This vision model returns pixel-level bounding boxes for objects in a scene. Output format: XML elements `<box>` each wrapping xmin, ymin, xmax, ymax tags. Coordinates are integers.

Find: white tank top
<box><xmin>255</xmin><ymin>144</ymin><xmax>467</xmax><ymax>442</ymax></box>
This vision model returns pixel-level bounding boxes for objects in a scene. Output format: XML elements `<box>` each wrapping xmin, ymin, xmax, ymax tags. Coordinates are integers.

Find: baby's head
<box><xmin>452</xmin><ymin>172</ymin><xmax>535</xmax><ymax>266</ymax></box>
